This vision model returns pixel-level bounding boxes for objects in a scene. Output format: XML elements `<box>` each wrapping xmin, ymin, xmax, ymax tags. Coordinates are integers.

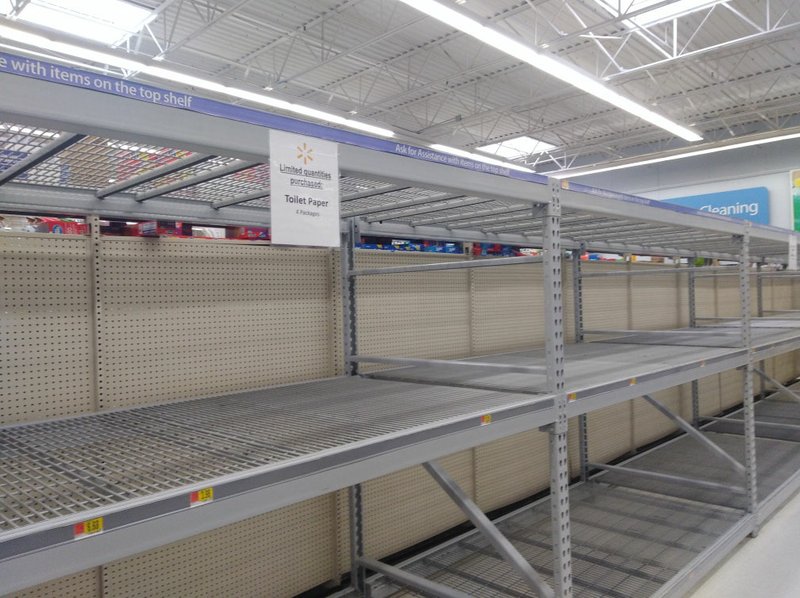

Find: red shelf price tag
<box><xmin>480</xmin><ymin>414</ymin><xmax>492</xmax><ymax>426</ymax></box>
<box><xmin>190</xmin><ymin>487</ymin><xmax>214</xmax><ymax>506</ymax></box>
<box><xmin>74</xmin><ymin>517</ymin><xmax>104</xmax><ymax>539</ymax></box>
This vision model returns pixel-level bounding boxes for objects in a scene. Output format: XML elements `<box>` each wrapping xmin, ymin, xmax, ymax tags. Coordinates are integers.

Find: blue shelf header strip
<box><xmin>0</xmin><ymin>50</ymin><xmax>796</xmax><ymax>238</ymax></box>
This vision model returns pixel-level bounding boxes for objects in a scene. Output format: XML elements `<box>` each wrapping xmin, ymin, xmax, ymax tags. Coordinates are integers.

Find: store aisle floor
<box><xmin>689</xmin><ymin>489</ymin><xmax>800</xmax><ymax>597</ymax></box>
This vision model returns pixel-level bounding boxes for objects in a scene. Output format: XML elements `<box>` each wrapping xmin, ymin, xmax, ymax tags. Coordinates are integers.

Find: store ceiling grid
<box><xmin>6</xmin><ymin>0</ymin><xmax>789</xmax><ymax>172</ymax></box>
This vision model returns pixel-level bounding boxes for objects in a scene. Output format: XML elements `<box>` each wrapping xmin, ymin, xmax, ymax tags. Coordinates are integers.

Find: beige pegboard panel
<box><xmin>333</xmin><ymin>487</ymin><xmax>352</xmax><ymax>577</ymax></box>
<box><xmin>581</xmin><ymin>262</ymin><xmax>630</xmax><ymax>332</ymax></box>
<box><xmin>562</xmin><ymin>260</ymin><xmax>576</xmax><ymax>343</ymax></box>
<box><xmin>780</xmin><ymin>350</ymin><xmax>800</xmax><ymax>382</ymax></box>
<box><xmin>631</xmin><ymin>388</ymin><xmax>681</xmax><ymax>447</ymax></box>
<box><xmin>567</xmin><ymin>416</ymin><xmax>582</xmax><ymax>477</ymax></box>
<box><xmin>471</xmin><ymin>262</ymin><xmax>545</xmax><ymax>355</ymax></box>
<box><xmin>760</xmin><ymin>276</ymin><xmax>775</xmax><ymax>313</ymax></box>
<box><xmin>354</xmin><ymin>251</ymin><xmax>470</xmax><ymax>369</ymax></box>
<box><xmin>718</xmin><ymin>369</ymin><xmax>743</xmax><ymax>411</ymax></box>
<box><xmin>474</xmin><ymin>429</ymin><xmax>550</xmax><ymax>512</ymax></box>
<box><xmin>699</xmin><ymin>374</ymin><xmax>723</xmax><ymax>417</ymax></box>
<box><xmin>329</xmin><ymin>250</ymin><xmax>345</xmax><ymax>376</ymax></box>
<box><xmin>587</xmin><ymin>402</ymin><xmax>633</xmax><ymax>464</ymax></box>
<box><xmin>103</xmin><ymin>494</ymin><xmax>338</xmax><ymax>598</ymax></box>
<box><xmin>794</xmin><ymin>278</ymin><xmax>800</xmax><ymax>309</ymax></box>
<box><xmin>749</xmin><ymin>273</ymin><xmax>760</xmax><ymax>317</ymax></box>
<box><xmin>693</xmin><ymin>273</ymin><xmax>717</xmax><ymax>321</ymax></box>
<box><xmin>714</xmin><ymin>272</ymin><xmax>743</xmax><ymax>318</ymax></box>
<box><xmin>5</xmin><ymin>569</ymin><xmax>100</xmax><ymax>598</ymax></box>
<box><xmin>676</xmin><ymin>270</ymin><xmax>690</xmax><ymax>328</ymax></box>
<box><xmin>630</xmin><ymin>265</ymin><xmax>682</xmax><ymax>330</ymax></box>
<box><xmin>357</xmin><ymin>451</ymin><xmax>474</xmax><ymax>560</ymax></box>
<box><xmin>759</xmin><ymin>353</ymin><xmax>796</xmax><ymax>390</ymax></box>
<box><xmin>0</xmin><ymin>233</ymin><xmax>94</xmax><ymax>424</ymax></box>
<box><xmin>770</xmin><ymin>277</ymin><xmax>794</xmax><ymax>311</ymax></box>
<box><xmin>96</xmin><ymin>238</ymin><xmax>336</xmax><ymax>409</ymax></box>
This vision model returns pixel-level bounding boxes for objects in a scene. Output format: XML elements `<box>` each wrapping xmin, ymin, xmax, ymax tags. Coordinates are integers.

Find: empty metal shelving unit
<box><xmin>1</xmin><ymin>63</ymin><xmax>800</xmax><ymax>598</ymax></box>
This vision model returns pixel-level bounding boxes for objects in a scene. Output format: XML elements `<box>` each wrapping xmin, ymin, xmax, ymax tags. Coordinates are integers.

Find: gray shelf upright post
<box><xmin>756</xmin><ymin>262</ymin><xmax>765</xmax><ymax>397</ymax></box>
<box><xmin>689</xmin><ymin>255</ymin><xmax>700</xmax><ymax>427</ymax></box>
<box><xmin>342</xmin><ymin>218</ymin><xmax>359</xmax><ymax>376</ymax></box>
<box><xmin>737</xmin><ymin>226</ymin><xmax>759</xmax><ymax>535</ymax></box>
<box><xmin>573</xmin><ymin>242</ymin><xmax>589</xmax><ymax>483</ymax></box>
<box><xmin>341</xmin><ymin>217</ymin><xmax>366</xmax><ymax>593</ymax></box>
<box><xmin>756</xmin><ymin>262</ymin><xmax>764</xmax><ymax>318</ymax></box>
<box><xmin>546</xmin><ymin>179</ymin><xmax>573</xmax><ymax>598</ymax></box>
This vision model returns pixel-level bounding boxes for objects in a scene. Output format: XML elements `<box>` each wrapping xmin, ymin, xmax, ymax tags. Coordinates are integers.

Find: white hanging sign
<box><xmin>269</xmin><ymin>130</ymin><xmax>340</xmax><ymax>247</ymax></box>
<box><xmin>789</xmin><ymin>235</ymin><xmax>798</xmax><ymax>271</ymax></box>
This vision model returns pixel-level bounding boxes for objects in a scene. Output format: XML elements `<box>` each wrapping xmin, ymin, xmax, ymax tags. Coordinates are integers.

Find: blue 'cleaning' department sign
<box><xmin>663</xmin><ymin>187</ymin><xmax>770</xmax><ymax>224</ymax></box>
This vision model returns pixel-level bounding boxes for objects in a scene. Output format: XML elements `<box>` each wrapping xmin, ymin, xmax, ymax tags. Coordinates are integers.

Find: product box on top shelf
<box><xmin>134</xmin><ymin>221</ymin><xmax>192</xmax><ymax>237</ymax></box>
<box><xmin>25</xmin><ymin>217</ymin><xmax>87</xmax><ymax>235</ymax></box>
<box><xmin>226</xmin><ymin>226</ymin><xmax>270</xmax><ymax>241</ymax></box>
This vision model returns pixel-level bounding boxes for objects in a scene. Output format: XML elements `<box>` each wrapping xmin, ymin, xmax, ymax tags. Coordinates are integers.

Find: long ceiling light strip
<box><xmin>548</xmin><ymin>130</ymin><xmax>800</xmax><ymax>178</ymax></box>
<box><xmin>396</xmin><ymin>0</ymin><xmax>702</xmax><ymax>143</ymax></box>
<box><xmin>0</xmin><ymin>22</ymin><xmax>395</xmax><ymax>138</ymax></box>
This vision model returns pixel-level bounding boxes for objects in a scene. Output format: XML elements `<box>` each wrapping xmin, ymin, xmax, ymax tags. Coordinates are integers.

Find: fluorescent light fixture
<box><xmin>549</xmin><ymin>130</ymin><xmax>800</xmax><ymax>178</ymax></box>
<box><xmin>591</xmin><ymin>0</ymin><xmax>725</xmax><ymax>28</ymax></box>
<box><xmin>477</xmin><ymin>135</ymin><xmax>556</xmax><ymax>160</ymax></box>
<box><xmin>396</xmin><ymin>0</ymin><xmax>702</xmax><ymax>142</ymax></box>
<box><xmin>0</xmin><ymin>124</ymin><xmax>60</xmax><ymax>138</ymax></box>
<box><xmin>106</xmin><ymin>141</ymin><xmax>161</xmax><ymax>155</ymax></box>
<box><xmin>430</xmin><ymin>143</ymin><xmax>535</xmax><ymax>172</ymax></box>
<box><xmin>16</xmin><ymin>0</ymin><xmax>155</xmax><ymax>46</ymax></box>
<box><xmin>0</xmin><ymin>23</ymin><xmax>395</xmax><ymax>138</ymax></box>
<box><xmin>0</xmin><ymin>23</ymin><xmax>146</xmax><ymax>70</ymax></box>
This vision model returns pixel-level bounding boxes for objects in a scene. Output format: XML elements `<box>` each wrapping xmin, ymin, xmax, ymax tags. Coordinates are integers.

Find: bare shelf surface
<box><xmin>369</xmin><ymin>484</ymin><xmax>743</xmax><ymax>598</ymax></box>
<box><xmin>2</xmin><ymin>322</ymin><xmax>799</xmax><ymax>587</ymax></box>
<box><xmin>368</xmin><ymin>323</ymin><xmax>800</xmax><ymax>395</ymax></box>
<box><xmin>365</xmin><ymin>398</ymin><xmax>800</xmax><ymax>598</ymax></box>
<box><xmin>0</xmin><ymin>377</ymin><xmax>535</xmax><ymax>537</ymax></box>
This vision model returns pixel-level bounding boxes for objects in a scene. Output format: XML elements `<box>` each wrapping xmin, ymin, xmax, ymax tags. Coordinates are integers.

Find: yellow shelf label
<box><xmin>74</xmin><ymin>517</ymin><xmax>104</xmax><ymax>538</ymax></box>
<box><xmin>480</xmin><ymin>414</ymin><xmax>492</xmax><ymax>426</ymax></box>
<box><xmin>190</xmin><ymin>487</ymin><xmax>214</xmax><ymax>506</ymax></box>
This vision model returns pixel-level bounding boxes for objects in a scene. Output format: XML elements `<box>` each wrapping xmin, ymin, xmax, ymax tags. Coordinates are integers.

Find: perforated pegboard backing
<box><xmin>97</xmin><ymin>239</ymin><xmax>335</xmax><ymax>409</ymax></box>
<box><xmin>632</xmin><ymin>388</ymin><xmax>682</xmax><ymax>447</ymax></box>
<box><xmin>582</xmin><ymin>262</ymin><xmax>630</xmax><ymax>332</ymax></box>
<box><xmin>357</xmin><ymin>451</ymin><xmax>474</xmax><ymax>562</ymax></box>
<box><xmin>474</xmin><ymin>429</ymin><xmax>550</xmax><ymax>512</ymax></box>
<box><xmin>5</xmin><ymin>569</ymin><xmax>99</xmax><ymax>598</ymax></box>
<box><xmin>471</xmin><ymin>262</ymin><xmax>545</xmax><ymax>355</ymax></box>
<box><xmin>354</xmin><ymin>251</ymin><xmax>470</xmax><ymax>366</ymax></box>
<box><xmin>630</xmin><ymin>264</ymin><xmax>682</xmax><ymax>330</ymax></box>
<box><xmin>8</xmin><ymin>242</ymin><xmax>800</xmax><ymax>598</ymax></box>
<box><xmin>0</xmin><ymin>233</ymin><xmax>94</xmax><ymax>425</ymax></box>
<box><xmin>103</xmin><ymin>495</ymin><xmax>338</xmax><ymax>598</ymax></box>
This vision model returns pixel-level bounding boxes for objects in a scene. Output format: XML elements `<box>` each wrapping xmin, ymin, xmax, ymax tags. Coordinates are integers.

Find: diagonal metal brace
<box><xmin>642</xmin><ymin>394</ymin><xmax>745</xmax><ymax>476</ymax></box>
<box><xmin>591</xmin><ymin>463</ymin><xmax>746</xmax><ymax>495</ymax></box>
<box><xmin>753</xmin><ymin>368</ymin><xmax>800</xmax><ymax>405</ymax></box>
<box><xmin>423</xmin><ymin>461</ymin><xmax>555</xmax><ymax>598</ymax></box>
<box><xmin>358</xmin><ymin>557</ymin><xmax>471</xmax><ymax>598</ymax></box>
